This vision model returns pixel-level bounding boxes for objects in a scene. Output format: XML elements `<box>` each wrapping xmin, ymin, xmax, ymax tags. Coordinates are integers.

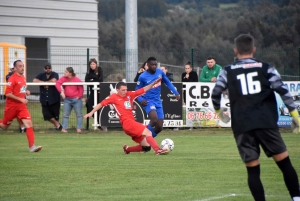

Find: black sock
<box><xmin>246</xmin><ymin>165</ymin><xmax>265</xmax><ymax>201</ymax></box>
<box><xmin>276</xmin><ymin>156</ymin><xmax>300</xmax><ymax>198</ymax></box>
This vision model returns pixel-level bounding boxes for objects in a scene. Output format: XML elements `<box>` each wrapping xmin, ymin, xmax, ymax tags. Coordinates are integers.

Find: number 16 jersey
<box><xmin>212</xmin><ymin>58</ymin><xmax>296</xmax><ymax>135</ymax></box>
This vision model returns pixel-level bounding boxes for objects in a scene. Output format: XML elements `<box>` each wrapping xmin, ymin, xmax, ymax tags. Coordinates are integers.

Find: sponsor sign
<box><xmin>185</xmin><ymin>81</ymin><xmax>300</xmax><ymax>128</ymax></box>
<box><xmin>185</xmin><ymin>83</ymin><xmax>231</xmax><ymax>127</ymax></box>
<box><xmin>99</xmin><ymin>82</ymin><xmax>183</xmax><ymax>127</ymax></box>
<box><xmin>276</xmin><ymin>81</ymin><xmax>300</xmax><ymax>127</ymax></box>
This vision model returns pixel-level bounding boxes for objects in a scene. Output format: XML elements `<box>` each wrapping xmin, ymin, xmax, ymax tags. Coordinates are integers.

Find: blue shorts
<box><xmin>143</xmin><ymin>101</ymin><xmax>164</xmax><ymax>119</ymax></box>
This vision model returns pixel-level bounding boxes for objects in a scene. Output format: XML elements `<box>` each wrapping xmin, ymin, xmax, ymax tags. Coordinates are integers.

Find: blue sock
<box><xmin>147</xmin><ymin>124</ymin><xmax>157</xmax><ymax>138</ymax></box>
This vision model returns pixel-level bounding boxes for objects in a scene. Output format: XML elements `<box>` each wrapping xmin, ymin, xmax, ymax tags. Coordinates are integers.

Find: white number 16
<box><xmin>237</xmin><ymin>72</ymin><xmax>261</xmax><ymax>95</ymax></box>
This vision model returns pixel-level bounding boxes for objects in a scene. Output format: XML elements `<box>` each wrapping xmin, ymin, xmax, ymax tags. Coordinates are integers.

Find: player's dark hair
<box><xmin>206</xmin><ymin>56</ymin><xmax>215</xmax><ymax>61</ymax></box>
<box><xmin>88</xmin><ymin>58</ymin><xmax>98</xmax><ymax>75</ymax></box>
<box><xmin>13</xmin><ymin>60</ymin><xmax>22</xmax><ymax>67</ymax></box>
<box><xmin>66</xmin><ymin>67</ymin><xmax>76</xmax><ymax>76</ymax></box>
<box><xmin>234</xmin><ymin>34</ymin><xmax>254</xmax><ymax>55</ymax></box>
<box><xmin>147</xmin><ymin>57</ymin><xmax>157</xmax><ymax>65</ymax></box>
<box><xmin>116</xmin><ymin>81</ymin><xmax>127</xmax><ymax>89</ymax></box>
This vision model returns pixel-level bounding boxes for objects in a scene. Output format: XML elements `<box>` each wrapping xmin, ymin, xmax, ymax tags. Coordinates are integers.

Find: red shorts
<box><xmin>121</xmin><ymin>119</ymin><xmax>146</xmax><ymax>143</ymax></box>
<box><xmin>2</xmin><ymin>105</ymin><xmax>31</xmax><ymax>126</ymax></box>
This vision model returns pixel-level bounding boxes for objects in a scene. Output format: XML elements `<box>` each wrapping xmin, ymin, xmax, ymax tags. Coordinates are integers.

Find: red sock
<box><xmin>127</xmin><ymin>145</ymin><xmax>143</xmax><ymax>153</ymax></box>
<box><xmin>146</xmin><ymin>136</ymin><xmax>159</xmax><ymax>151</ymax></box>
<box><xmin>0</xmin><ymin>119</ymin><xmax>2</xmax><ymax>123</ymax></box>
<box><xmin>26</xmin><ymin>127</ymin><xmax>35</xmax><ymax>147</ymax></box>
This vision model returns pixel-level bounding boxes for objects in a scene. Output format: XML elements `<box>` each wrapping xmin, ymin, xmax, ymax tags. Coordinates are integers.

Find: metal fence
<box><xmin>0</xmin><ymin>47</ymin><xmax>299</xmax><ymax>130</ymax></box>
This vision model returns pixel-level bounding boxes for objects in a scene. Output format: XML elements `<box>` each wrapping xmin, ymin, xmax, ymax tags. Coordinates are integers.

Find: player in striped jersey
<box><xmin>212</xmin><ymin>34</ymin><xmax>300</xmax><ymax>201</ymax></box>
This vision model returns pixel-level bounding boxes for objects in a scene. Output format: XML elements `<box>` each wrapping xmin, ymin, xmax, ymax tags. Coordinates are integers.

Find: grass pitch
<box><xmin>0</xmin><ymin>128</ymin><xmax>299</xmax><ymax>201</ymax></box>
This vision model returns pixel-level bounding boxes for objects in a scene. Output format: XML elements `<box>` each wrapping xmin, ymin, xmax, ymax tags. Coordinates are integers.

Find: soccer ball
<box><xmin>160</xmin><ymin>138</ymin><xmax>174</xmax><ymax>151</ymax></box>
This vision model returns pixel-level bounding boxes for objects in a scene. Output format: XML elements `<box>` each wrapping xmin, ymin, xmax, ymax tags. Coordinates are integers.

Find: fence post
<box><xmin>191</xmin><ymin>48</ymin><xmax>194</xmax><ymax>68</ymax></box>
<box><xmin>299</xmin><ymin>47</ymin><xmax>300</xmax><ymax>81</ymax></box>
<box><xmin>86</xmin><ymin>48</ymin><xmax>90</xmax><ymax>130</ymax></box>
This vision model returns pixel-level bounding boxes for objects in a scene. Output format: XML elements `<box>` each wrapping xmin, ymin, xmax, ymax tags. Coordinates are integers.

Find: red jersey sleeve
<box><xmin>127</xmin><ymin>88</ymin><xmax>145</xmax><ymax>99</ymax></box>
<box><xmin>5</xmin><ymin>77</ymin><xmax>15</xmax><ymax>95</ymax></box>
<box><xmin>100</xmin><ymin>94</ymin><xmax>115</xmax><ymax>107</ymax></box>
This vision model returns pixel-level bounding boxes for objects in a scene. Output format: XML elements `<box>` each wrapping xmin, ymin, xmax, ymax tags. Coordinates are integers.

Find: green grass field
<box><xmin>0</xmin><ymin>128</ymin><xmax>299</xmax><ymax>201</ymax></box>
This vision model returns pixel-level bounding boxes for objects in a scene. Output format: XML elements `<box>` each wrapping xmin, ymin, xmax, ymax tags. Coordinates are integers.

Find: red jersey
<box><xmin>5</xmin><ymin>73</ymin><xmax>27</xmax><ymax>106</ymax></box>
<box><xmin>100</xmin><ymin>88</ymin><xmax>145</xmax><ymax>123</ymax></box>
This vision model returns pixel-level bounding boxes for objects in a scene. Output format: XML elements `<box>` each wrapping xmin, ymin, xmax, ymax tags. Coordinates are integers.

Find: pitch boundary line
<box><xmin>194</xmin><ymin>193</ymin><xmax>288</xmax><ymax>201</ymax></box>
<box><xmin>193</xmin><ymin>194</ymin><xmax>236</xmax><ymax>201</ymax></box>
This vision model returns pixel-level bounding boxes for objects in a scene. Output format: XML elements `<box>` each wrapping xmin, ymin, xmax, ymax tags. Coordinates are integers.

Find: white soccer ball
<box><xmin>160</xmin><ymin>138</ymin><xmax>174</xmax><ymax>151</ymax></box>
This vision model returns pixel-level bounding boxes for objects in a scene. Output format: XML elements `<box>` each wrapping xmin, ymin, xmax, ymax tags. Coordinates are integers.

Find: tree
<box><xmin>168</xmin><ymin>32</ymin><xmax>185</xmax><ymax>63</ymax></box>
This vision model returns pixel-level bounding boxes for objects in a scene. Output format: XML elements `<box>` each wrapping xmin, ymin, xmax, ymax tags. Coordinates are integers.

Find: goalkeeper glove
<box><xmin>290</xmin><ymin>109</ymin><xmax>300</xmax><ymax>133</ymax></box>
<box><xmin>215</xmin><ymin>108</ymin><xmax>231</xmax><ymax>123</ymax></box>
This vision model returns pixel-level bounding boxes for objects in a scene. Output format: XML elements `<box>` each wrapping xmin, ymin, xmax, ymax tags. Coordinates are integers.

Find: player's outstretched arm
<box><xmin>84</xmin><ymin>103</ymin><xmax>103</xmax><ymax>119</ymax></box>
<box><xmin>143</xmin><ymin>78</ymin><xmax>162</xmax><ymax>92</ymax></box>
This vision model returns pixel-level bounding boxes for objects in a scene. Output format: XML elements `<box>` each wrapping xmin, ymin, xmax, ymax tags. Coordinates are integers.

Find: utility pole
<box><xmin>125</xmin><ymin>0</ymin><xmax>138</xmax><ymax>82</ymax></box>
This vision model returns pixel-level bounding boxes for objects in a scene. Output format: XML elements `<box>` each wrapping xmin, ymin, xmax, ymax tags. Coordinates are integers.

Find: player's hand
<box><xmin>175</xmin><ymin>94</ymin><xmax>180</xmax><ymax>100</ymax></box>
<box><xmin>290</xmin><ymin>109</ymin><xmax>300</xmax><ymax>133</ymax></box>
<box><xmin>26</xmin><ymin>90</ymin><xmax>30</xmax><ymax>95</ymax></box>
<box><xmin>141</xmin><ymin>100</ymin><xmax>148</xmax><ymax>106</ymax></box>
<box><xmin>20</xmin><ymin>98</ymin><xmax>28</xmax><ymax>104</ymax></box>
<box><xmin>215</xmin><ymin>108</ymin><xmax>230</xmax><ymax>123</ymax></box>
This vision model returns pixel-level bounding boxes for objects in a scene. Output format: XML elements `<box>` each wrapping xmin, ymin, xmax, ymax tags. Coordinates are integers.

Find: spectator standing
<box><xmin>160</xmin><ymin>66</ymin><xmax>174</xmax><ymax>82</ymax></box>
<box><xmin>199</xmin><ymin>56</ymin><xmax>222</xmax><ymax>82</ymax></box>
<box><xmin>55</xmin><ymin>67</ymin><xmax>84</xmax><ymax>133</ymax></box>
<box><xmin>5</xmin><ymin>62</ymin><xmax>26</xmax><ymax>133</ymax></box>
<box><xmin>133</xmin><ymin>61</ymin><xmax>148</xmax><ymax>82</ymax></box>
<box><xmin>85</xmin><ymin>58</ymin><xmax>107</xmax><ymax>131</ymax></box>
<box><xmin>5</xmin><ymin>63</ymin><xmax>14</xmax><ymax>81</ymax></box>
<box><xmin>84</xmin><ymin>79</ymin><xmax>169</xmax><ymax>155</ymax></box>
<box><xmin>135</xmin><ymin>57</ymin><xmax>180</xmax><ymax>138</ymax></box>
<box><xmin>0</xmin><ymin>60</ymin><xmax>42</xmax><ymax>152</ymax></box>
<box><xmin>33</xmin><ymin>63</ymin><xmax>62</xmax><ymax>131</ymax></box>
<box><xmin>212</xmin><ymin>34</ymin><xmax>300</xmax><ymax>201</ymax></box>
<box><xmin>181</xmin><ymin>61</ymin><xmax>198</xmax><ymax>105</ymax></box>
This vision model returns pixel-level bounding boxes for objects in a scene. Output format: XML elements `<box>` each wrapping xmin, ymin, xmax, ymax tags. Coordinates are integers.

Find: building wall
<box><xmin>0</xmin><ymin>0</ymin><xmax>99</xmax><ymax>81</ymax></box>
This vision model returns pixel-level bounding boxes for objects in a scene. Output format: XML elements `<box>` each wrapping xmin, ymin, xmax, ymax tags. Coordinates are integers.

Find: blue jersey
<box><xmin>135</xmin><ymin>68</ymin><xmax>179</xmax><ymax>106</ymax></box>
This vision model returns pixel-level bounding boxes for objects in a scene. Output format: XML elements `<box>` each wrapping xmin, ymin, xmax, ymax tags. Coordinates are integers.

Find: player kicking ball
<box><xmin>84</xmin><ymin>78</ymin><xmax>169</xmax><ymax>155</ymax></box>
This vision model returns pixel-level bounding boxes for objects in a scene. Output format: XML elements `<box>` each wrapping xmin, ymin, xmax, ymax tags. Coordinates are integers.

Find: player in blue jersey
<box><xmin>135</xmin><ymin>57</ymin><xmax>180</xmax><ymax>137</ymax></box>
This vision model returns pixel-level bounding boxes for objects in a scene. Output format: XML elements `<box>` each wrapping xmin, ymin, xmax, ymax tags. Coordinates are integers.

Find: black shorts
<box><xmin>42</xmin><ymin>102</ymin><xmax>60</xmax><ymax>121</ymax></box>
<box><xmin>234</xmin><ymin>128</ymin><xmax>287</xmax><ymax>163</ymax></box>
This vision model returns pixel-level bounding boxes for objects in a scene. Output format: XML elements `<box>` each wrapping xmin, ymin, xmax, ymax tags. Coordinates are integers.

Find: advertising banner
<box><xmin>185</xmin><ymin>81</ymin><xmax>300</xmax><ymax>128</ymax></box>
<box><xmin>276</xmin><ymin>81</ymin><xmax>300</xmax><ymax>127</ymax></box>
<box><xmin>98</xmin><ymin>82</ymin><xmax>182</xmax><ymax>127</ymax></box>
<box><xmin>185</xmin><ymin>82</ymin><xmax>231</xmax><ymax>127</ymax></box>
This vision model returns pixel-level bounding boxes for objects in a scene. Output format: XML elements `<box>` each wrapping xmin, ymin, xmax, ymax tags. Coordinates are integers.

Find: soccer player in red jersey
<box><xmin>0</xmin><ymin>60</ymin><xmax>42</xmax><ymax>152</ymax></box>
<box><xmin>84</xmin><ymin>78</ymin><xmax>169</xmax><ymax>155</ymax></box>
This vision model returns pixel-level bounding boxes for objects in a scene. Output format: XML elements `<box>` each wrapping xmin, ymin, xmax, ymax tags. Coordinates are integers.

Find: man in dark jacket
<box><xmin>33</xmin><ymin>63</ymin><xmax>62</xmax><ymax>130</ymax></box>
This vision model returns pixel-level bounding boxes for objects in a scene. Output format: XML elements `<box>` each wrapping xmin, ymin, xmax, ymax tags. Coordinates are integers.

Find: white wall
<box><xmin>0</xmin><ymin>0</ymin><xmax>99</xmax><ymax>80</ymax></box>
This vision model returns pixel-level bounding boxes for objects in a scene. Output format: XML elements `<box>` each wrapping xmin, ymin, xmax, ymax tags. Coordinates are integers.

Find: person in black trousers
<box><xmin>181</xmin><ymin>61</ymin><xmax>198</xmax><ymax>105</ymax></box>
<box><xmin>85</xmin><ymin>58</ymin><xmax>107</xmax><ymax>131</ymax></box>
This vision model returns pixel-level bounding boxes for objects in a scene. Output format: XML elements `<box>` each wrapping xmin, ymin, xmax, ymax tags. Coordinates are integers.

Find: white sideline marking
<box><xmin>194</xmin><ymin>194</ymin><xmax>236</xmax><ymax>201</ymax></box>
<box><xmin>194</xmin><ymin>193</ymin><xmax>288</xmax><ymax>201</ymax></box>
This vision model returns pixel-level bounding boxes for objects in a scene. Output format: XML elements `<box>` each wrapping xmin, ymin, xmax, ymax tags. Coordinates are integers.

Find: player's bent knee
<box><xmin>143</xmin><ymin>128</ymin><xmax>152</xmax><ymax>136</ymax></box>
<box><xmin>142</xmin><ymin>146</ymin><xmax>151</xmax><ymax>152</ymax></box>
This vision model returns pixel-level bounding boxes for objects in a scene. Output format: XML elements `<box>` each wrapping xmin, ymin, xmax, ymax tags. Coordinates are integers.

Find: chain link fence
<box><xmin>0</xmin><ymin>47</ymin><xmax>299</xmax><ymax>130</ymax></box>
